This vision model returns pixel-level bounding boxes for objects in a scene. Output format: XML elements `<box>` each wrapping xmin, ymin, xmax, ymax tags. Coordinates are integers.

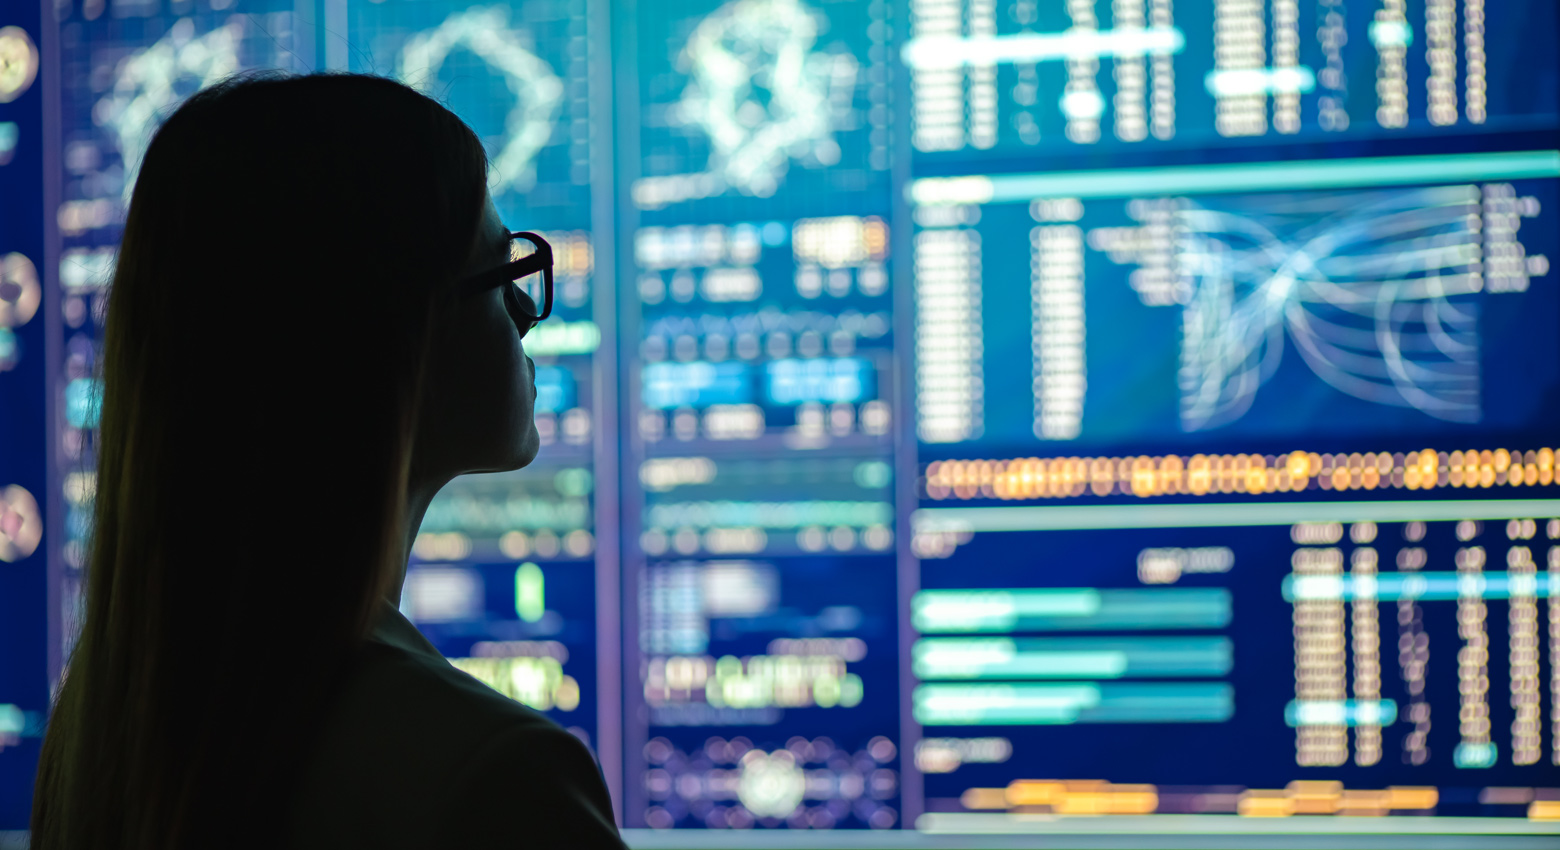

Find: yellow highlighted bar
<box><xmin>1237</xmin><ymin>791</ymin><xmax>1293</xmax><ymax>818</ymax></box>
<box><xmin>926</xmin><ymin>448</ymin><xmax>1558</xmax><ymax>502</ymax></box>
<box><xmin>1387</xmin><ymin>787</ymin><xmax>1440</xmax><ymax>810</ymax></box>
<box><xmin>960</xmin><ymin>787</ymin><xmax>1009</xmax><ymax>811</ymax></box>
<box><xmin>1236</xmin><ymin>784</ymin><xmax>1437</xmax><ymax>818</ymax></box>
<box><xmin>1000</xmin><ymin>780</ymin><xmax>1159</xmax><ymax>814</ymax></box>
<box><xmin>968</xmin><ymin>779</ymin><xmax>1447</xmax><ymax>818</ymax></box>
<box><xmin>1288</xmin><ymin>781</ymin><xmax>1343</xmax><ymax>815</ymax></box>
<box><xmin>1531</xmin><ymin>800</ymin><xmax>1560</xmax><ymax>820</ymax></box>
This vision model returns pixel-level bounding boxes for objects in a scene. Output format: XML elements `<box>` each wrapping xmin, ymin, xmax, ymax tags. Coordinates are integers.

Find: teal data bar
<box><xmin>913</xmin><ymin>499</ymin><xmax>1560</xmax><ymax>534</ymax></box>
<box><xmin>913</xmin><ymin>588</ymin><xmax>1232</xmax><ymax>633</ymax></box>
<box><xmin>914</xmin><ymin>682</ymin><xmax>1235</xmax><ymax>725</ymax></box>
<box><xmin>1284</xmin><ymin>570</ymin><xmax>1557</xmax><ymax>602</ymax></box>
<box><xmin>1285</xmin><ymin>699</ymin><xmax>1398</xmax><ymax>728</ymax></box>
<box><xmin>909</xmin><ymin>149</ymin><xmax>1560</xmax><ymax>205</ymax></box>
<box><xmin>913</xmin><ymin>636</ymin><xmax>1233</xmax><ymax>680</ymax></box>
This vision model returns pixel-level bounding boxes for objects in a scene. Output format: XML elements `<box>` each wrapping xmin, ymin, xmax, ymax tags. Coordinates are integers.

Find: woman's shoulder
<box><xmin>283</xmin><ymin>630</ymin><xmax>618</xmax><ymax>849</ymax></box>
<box><xmin>341</xmin><ymin>636</ymin><xmax>561</xmax><ymax>743</ymax></box>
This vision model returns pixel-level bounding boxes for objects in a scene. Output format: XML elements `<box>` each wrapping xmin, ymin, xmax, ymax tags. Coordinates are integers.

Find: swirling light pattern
<box><xmin>95</xmin><ymin>18</ymin><xmax>243</xmax><ymax>203</ymax></box>
<box><xmin>1178</xmin><ymin>185</ymin><xmax>1491</xmax><ymax>430</ymax></box>
<box><xmin>635</xmin><ymin>0</ymin><xmax>858</xmax><ymax>207</ymax></box>
<box><xmin>397</xmin><ymin>6</ymin><xmax>564</xmax><ymax>196</ymax></box>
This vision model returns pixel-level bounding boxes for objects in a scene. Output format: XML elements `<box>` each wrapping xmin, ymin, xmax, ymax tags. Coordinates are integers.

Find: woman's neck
<box><xmin>389</xmin><ymin>477</ymin><xmax>441</xmax><ymax>606</ymax></box>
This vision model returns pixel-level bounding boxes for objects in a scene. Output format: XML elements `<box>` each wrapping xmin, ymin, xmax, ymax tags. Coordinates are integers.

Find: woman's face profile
<box><xmin>413</xmin><ymin>191</ymin><xmax>541</xmax><ymax>481</ymax></box>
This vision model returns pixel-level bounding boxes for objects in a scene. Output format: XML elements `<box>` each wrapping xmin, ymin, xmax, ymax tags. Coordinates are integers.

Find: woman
<box><xmin>31</xmin><ymin>73</ymin><xmax>624</xmax><ymax>849</ymax></box>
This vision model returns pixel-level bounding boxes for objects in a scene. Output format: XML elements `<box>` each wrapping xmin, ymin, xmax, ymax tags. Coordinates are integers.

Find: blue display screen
<box><xmin>8</xmin><ymin>0</ymin><xmax>1560</xmax><ymax>841</ymax></box>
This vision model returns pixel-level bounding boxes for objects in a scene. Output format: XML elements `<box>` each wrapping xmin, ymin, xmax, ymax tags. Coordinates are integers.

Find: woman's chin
<box><xmin>466</xmin><ymin>425</ymin><xmax>541</xmax><ymax>475</ymax></box>
<box><xmin>514</xmin><ymin>423</ymin><xmax>542</xmax><ymax>467</ymax></box>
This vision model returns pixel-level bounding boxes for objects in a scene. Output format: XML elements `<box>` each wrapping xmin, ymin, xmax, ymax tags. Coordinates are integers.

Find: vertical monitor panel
<box><xmin>621</xmin><ymin>0</ymin><xmax>905</xmax><ymax>831</ymax></box>
<box><xmin>346</xmin><ymin>0</ymin><xmax>609</xmax><ymax>755</ymax></box>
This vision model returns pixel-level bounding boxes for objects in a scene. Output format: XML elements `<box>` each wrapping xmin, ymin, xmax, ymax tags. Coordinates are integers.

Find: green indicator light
<box><xmin>515</xmin><ymin>562</ymin><xmax>544</xmax><ymax>623</ymax></box>
<box><xmin>0</xmin><ymin>704</ymin><xmax>24</xmax><ymax>735</ymax></box>
<box><xmin>522</xmin><ymin>320</ymin><xmax>601</xmax><ymax>356</ymax></box>
<box><xmin>1369</xmin><ymin>20</ymin><xmax>1414</xmax><ymax>48</ymax></box>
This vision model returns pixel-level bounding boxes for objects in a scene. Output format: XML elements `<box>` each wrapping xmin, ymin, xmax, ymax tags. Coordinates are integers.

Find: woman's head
<box><xmin>122</xmin><ymin>71</ymin><xmax>539</xmax><ymax>500</ymax></box>
<box><xmin>34</xmin><ymin>73</ymin><xmax>537</xmax><ymax>849</ymax></box>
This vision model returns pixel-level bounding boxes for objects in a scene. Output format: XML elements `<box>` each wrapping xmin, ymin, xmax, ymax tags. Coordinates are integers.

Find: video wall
<box><xmin>4</xmin><ymin>0</ymin><xmax>1560</xmax><ymax>838</ymax></box>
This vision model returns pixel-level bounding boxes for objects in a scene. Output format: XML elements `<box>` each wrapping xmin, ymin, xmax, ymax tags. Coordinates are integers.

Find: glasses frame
<box><xmin>458</xmin><ymin>230</ymin><xmax>554</xmax><ymax>323</ymax></box>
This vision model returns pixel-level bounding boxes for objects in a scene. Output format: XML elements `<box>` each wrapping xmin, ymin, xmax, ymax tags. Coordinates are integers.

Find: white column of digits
<box><xmin>1212</xmin><ymin>0</ymin><xmax>1266</xmax><ymax>137</ymax></box>
<box><xmin>1454</xmin><ymin>536</ymin><xmax>1493</xmax><ymax>767</ymax></box>
<box><xmin>1374</xmin><ymin>0</ymin><xmax>1409</xmax><ymax>128</ymax></box>
<box><xmin>868</xmin><ymin>1</ymin><xmax>893</xmax><ymax>169</ymax></box>
<box><xmin>1549</xmin><ymin>533</ymin><xmax>1560</xmax><ymax>765</ymax></box>
<box><xmin>1465</xmin><ymin>0</ymin><xmax>1487</xmax><ymax>123</ymax></box>
<box><xmin>1064</xmin><ymin>0</ymin><xmax>1103</xmax><ymax>143</ymax></box>
<box><xmin>1271</xmin><ymin>0</ymin><xmax>1300</xmax><ymax>133</ymax></box>
<box><xmin>1111</xmin><ymin>0</ymin><xmax>1148</xmax><ymax>142</ymax></box>
<box><xmin>1350</xmin><ymin>546</ymin><xmax>1382</xmax><ymax>766</ymax></box>
<box><xmin>1030</xmin><ymin>221</ymin><xmax>1086</xmax><ymax>441</ymax></box>
<box><xmin>1506</xmin><ymin>532</ymin><xmax>1540</xmax><ymax>765</ymax></box>
<box><xmin>1482</xmin><ymin>183</ymin><xmax>1538</xmax><ymax>293</ymax></box>
<box><xmin>914</xmin><ymin>226</ymin><xmax>984</xmax><ymax>443</ymax></box>
<box><xmin>1426</xmin><ymin>0</ymin><xmax>1458</xmax><ymax>126</ymax></box>
<box><xmin>910</xmin><ymin>0</ymin><xmax>965</xmax><ymax>152</ymax></box>
<box><xmin>1148</xmin><ymin>0</ymin><xmax>1175</xmax><ymax>139</ymax></box>
<box><xmin>1007</xmin><ymin>0</ymin><xmax>1042</xmax><ymax>145</ymax></box>
<box><xmin>1294</xmin><ymin>546</ymin><xmax>1347</xmax><ymax>766</ymax></box>
<box><xmin>1316</xmin><ymin>0</ymin><xmax>1347</xmax><ymax>131</ymax></box>
<box><xmin>967</xmin><ymin>0</ymin><xmax>997</xmax><ymax>149</ymax></box>
<box><xmin>1398</xmin><ymin>524</ymin><xmax>1431</xmax><ymax>765</ymax></box>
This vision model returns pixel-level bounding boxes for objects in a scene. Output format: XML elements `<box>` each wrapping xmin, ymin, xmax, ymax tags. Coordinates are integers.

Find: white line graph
<box><xmin>97</xmin><ymin>18</ymin><xmax>244</xmax><ymax>202</ymax></box>
<box><xmin>1176</xmin><ymin>186</ymin><xmax>1488</xmax><ymax>431</ymax></box>
<box><xmin>397</xmin><ymin>6</ymin><xmax>563</xmax><ymax>197</ymax></box>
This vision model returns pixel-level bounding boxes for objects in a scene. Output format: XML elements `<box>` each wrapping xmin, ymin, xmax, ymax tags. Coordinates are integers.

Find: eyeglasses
<box><xmin>458</xmin><ymin>230</ymin><xmax>554</xmax><ymax>336</ymax></box>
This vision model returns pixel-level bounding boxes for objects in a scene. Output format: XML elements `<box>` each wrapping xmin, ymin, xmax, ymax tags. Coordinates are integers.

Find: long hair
<box><xmin>31</xmin><ymin>73</ymin><xmax>489</xmax><ymax>849</ymax></box>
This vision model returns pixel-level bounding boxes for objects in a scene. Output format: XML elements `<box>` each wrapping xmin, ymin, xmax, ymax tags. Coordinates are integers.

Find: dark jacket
<box><xmin>284</xmin><ymin>601</ymin><xmax>625</xmax><ymax>848</ymax></box>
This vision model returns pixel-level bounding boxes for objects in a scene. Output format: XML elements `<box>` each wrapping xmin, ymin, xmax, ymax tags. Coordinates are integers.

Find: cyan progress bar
<box><xmin>914</xmin><ymin>588</ymin><xmax>1231</xmax><ymax>633</ymax></box>
<box><xmin>909</xmin><ymin>150</ymin><xmax>1560</xmax><ymax>204</ymax></box>
<box><xmin>1285</xmin><ymin>698</ymin><xmax>1398</xmax><ymax>728</ymax></box>
<box><xmin>1284</xmin><ymin>571</ymin><xmax>1556</xmax><ymax>602</ymax></box>
<box><xmin>913</xmin><ymin>498</ymin><xmax>1560</xmax><ymax>534</ymax></box>
<box><xmin>914</xmin><ymin>636</ymin><xmax>1233</xmax><ymax>680</ymax></box>
<box><xmin>914</xmin><ymin>682</ymin><xmax>1234</xmax><ymax>725</ymax></box>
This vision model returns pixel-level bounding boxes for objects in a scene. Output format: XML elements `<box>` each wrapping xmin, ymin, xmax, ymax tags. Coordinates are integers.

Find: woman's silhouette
<box><xmin>31</xmin><ymin>73</ymin><xmax>623</xmax><ymax>849</ymax></box>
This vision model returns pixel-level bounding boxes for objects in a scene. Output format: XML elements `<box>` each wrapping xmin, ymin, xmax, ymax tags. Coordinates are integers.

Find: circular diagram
<box><xmin>736</xmin><ymin>748</ymin><xmax>806</xmax><ymax>818</ymax></box>
<box><xmin>0</xmin><ymin>253</ymin><xmax>40</xmax><ymax>329</ymax></box>
<box><xmin>0</xmin><ymin>485</ymin><xmax>41</xmax><ymax>563</ymax></box>
<box><xmin>0</xmin><ymin>26</ymin><xmax>38</xmax><ymax>103</ymax></box>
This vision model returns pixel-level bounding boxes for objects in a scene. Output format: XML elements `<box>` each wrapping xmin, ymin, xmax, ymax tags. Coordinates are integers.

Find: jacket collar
<box><xmin>369</xmin><ymin>599</ymin><xmax>447</xmax><ymax>663</ymax></box>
